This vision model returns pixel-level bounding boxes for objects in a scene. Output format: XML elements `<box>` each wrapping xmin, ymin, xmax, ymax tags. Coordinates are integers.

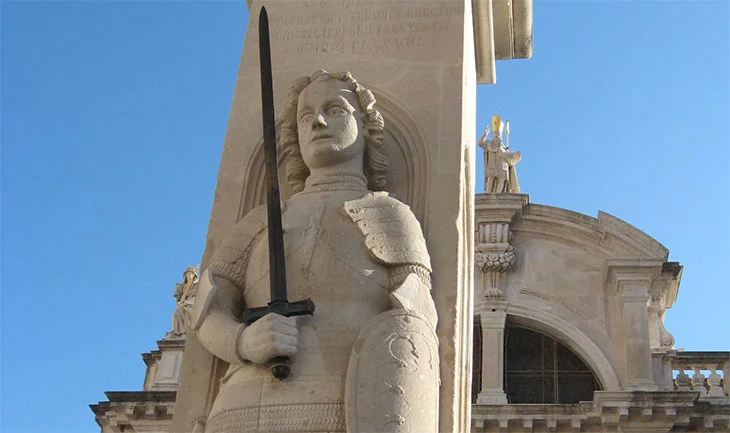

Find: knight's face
<box><xmin>296</xmin><ymin>79</ymin><xmax>365</xmax><ymax>170</ymax></box>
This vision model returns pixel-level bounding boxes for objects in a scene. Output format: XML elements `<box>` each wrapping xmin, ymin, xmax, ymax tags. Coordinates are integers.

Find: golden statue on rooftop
<box><xmin>478</xmin><ymin>114</ymin><xmax>522</xmax><ymax>193</ymax></box>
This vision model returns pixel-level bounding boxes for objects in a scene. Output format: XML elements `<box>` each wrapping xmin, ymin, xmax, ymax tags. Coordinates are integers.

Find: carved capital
<box><xmin>474</xmin><ymin>195</ymin><xmax>527</xmax><ymax>302</ymax></box>
<box><xmin>603</xmin><ymin>258</ymin><xmax>663</xmax><ymax>301</ymax></box>
<box><xmin>475</xmin><ymin>244</ymin><xmax>516</xmax><ymax>273</ymax></box>
<box><xmin>479</xmin><ymin>307</ymin><xmax>507</xmax><ymax>329</ymax></box>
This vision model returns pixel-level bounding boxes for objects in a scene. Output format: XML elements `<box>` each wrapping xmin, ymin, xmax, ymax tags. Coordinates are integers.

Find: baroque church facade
<box><xmin>90</xmin><ymin>119</ymin><xmax>730</xmax><ymax>432</ymax></box>
<box><xmin>91</xmin><ymin>2</ymin><xmax>728</xmax><ymax>431</ymax></box>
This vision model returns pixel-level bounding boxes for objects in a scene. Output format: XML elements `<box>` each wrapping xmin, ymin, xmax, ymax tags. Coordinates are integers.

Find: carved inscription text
<box><xmin>251</xmin><ymin>2</ymin><xmax>463</xmax><ymax>57</ymax></box>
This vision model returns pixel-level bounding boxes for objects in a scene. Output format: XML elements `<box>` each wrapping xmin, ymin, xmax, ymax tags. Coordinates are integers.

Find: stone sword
<box><xmin>242</xmin><ymin>6</ymin><xmax>315</xmax><ymax>380</ymax></box>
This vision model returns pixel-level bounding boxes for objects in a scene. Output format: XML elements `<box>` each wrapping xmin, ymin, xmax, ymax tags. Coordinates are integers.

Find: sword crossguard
<box><xmin>243</xmin><ymin>298</ymin><xmax>315</xmax><ymax>324</ymax></box>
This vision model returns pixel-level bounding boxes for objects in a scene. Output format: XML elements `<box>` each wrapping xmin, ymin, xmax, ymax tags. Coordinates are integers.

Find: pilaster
<box><xmin>605</xmin><ymin>259</ymin><xmax>663</xmax><ymax>391</ymax></box>
<box><xmin>473</xmin><ymin>194</ymin><xmax>528</xmax><ymax>405</ymax></box>
<box><xmin>474</xmin><ymin>193</ymin><xmax>528</xmax><ymax>300</ymax></box>
<box><xmin>149</xmin><ymin>338</ymin><xmax>186</xmax><ymax>391</ymax></box>
<box><xmin>476</xmin><ymin>304</ymin><xmax>508</xmax><ymax>404</ymax></box>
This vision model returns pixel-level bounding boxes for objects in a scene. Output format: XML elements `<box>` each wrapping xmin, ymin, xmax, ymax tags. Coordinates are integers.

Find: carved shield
<box><xmin>345</xmin><ymin>309</ymin><xmax>439</xmax><ymax>433</ymax></box>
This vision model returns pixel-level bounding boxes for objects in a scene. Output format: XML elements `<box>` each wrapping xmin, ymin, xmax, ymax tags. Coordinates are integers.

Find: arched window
<box><xmin>504</xmin><ymin>325</ymin><xmax>601</xmax><ymax>404</ymax></box>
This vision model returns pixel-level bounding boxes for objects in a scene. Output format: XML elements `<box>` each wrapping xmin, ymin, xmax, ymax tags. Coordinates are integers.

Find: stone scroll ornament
<box><xmin>478</xmin><ymin>114</ymin><xmax>521</xmax><ymax>194</ymax></box>
<box><xmin>189</xmin><ymin>64</ymin><xmax>439</xmax><ymax>432</ymax></box>
<box><xmin>649</xmin><ymin>294</ymin><xmax>675</xmax><ymax>349</ymax></box>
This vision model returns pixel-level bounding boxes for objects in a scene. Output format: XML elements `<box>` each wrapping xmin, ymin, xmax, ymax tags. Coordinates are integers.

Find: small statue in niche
<box><xmin>191</xmin><ymin>71</ymin><xmax>439</xmax><ymax>433</ymax></box>
<box><xmin>478</xmin><ymin>114</ymin><xmax>522</xmax><ymax>193</ymax></box>
<box><xmin>167</xmin><ymin>265</ymin><xmax>198</xmax><ymax>338</ymax></box>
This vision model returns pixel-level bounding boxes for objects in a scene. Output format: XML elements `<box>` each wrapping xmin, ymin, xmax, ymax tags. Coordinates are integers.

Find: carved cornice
<box><xmin>141</xmin><ymin>350</ymin><xmax>161</xmax><ymax>367</ymax></box>
<box><xmin>511</xmin><ymin>205</ymin><xmax>670</xmax><ymax>260</ymax></box>
<box><xmin>597</xmin><ymin>211</ymin><xmax>669</xmax><ymax>259</ymax></box>
<box><xmin>475</xmin><ymin>193</ymin><xmax>529</xmax><ymax>222</ymax></box>
<box><xmin>104</xmin><ymin>391</ymin><xmax>177</xmax><ymax>403</ymax></box>
<box><xmin>90</xmin><ymin>391</ymin><xmax>177</xmax><ymax>432</ymax></box>
<box><xmin>472</xmin><ymin>0</ymin><xmax>534</xmax><ymax>84</ymax></box>
<box><xmin>156</xmin><ymin>338</ymin><xmax>187</xmax><ymax>349</ymax></box>
<box><xmin>603</xmin><ymin>258</ymin><xmax>664</xmax><ymax>288</ymax></box>
<box><xmin>654</xmin><ymin>262</ymin><xmax>682</xmax><ymax>308</ymax></box>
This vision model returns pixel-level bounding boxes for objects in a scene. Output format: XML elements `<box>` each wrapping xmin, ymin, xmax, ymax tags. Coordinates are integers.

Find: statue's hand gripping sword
<box><xmin>242</xmin><ymin>6</ymin><xmax>315</xmax><ymax>380</ymax></box>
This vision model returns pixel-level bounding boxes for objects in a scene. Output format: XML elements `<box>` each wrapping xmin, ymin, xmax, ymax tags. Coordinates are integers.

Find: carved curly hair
<box><xmin>279</xmin><ymin>70</ymin><xmax>388</xmax><ymax>193</ymax></box>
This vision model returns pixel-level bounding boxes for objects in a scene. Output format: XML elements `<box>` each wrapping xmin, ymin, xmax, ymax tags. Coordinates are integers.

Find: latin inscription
<box><xmin>253</xmin><ymin>2</ymin><xmax>463</xmax><ymax>56</ymax></box>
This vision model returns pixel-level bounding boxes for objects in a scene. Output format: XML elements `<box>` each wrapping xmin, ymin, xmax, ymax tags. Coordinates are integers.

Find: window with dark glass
<box><xmin>503</xmin><ymin>325</ymin><xmax>601</xmax><ymax>404</ymax></box>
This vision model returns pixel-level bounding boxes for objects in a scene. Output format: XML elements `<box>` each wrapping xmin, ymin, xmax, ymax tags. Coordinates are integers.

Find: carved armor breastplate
<box><xmin>207</xmin><ymin>190</ymin><xmax>390</xmax><ymax>433</ymax></box>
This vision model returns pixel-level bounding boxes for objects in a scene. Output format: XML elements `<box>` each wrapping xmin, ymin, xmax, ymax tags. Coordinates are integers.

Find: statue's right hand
<box><xmin>478</xmin><ymin>126</ymin><xmax>490</xmax><ymax>147</ymax></box>
<box><xmin>237</xmin><ymin>313</ymin><xmax>298</xmax><ymax>365</ymax></box>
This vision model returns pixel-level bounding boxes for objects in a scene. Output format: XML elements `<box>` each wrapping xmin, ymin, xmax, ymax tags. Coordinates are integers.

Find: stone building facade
<box><xmin>90</xmin><ymin>190</ymin><xmax>730</xmax><ymax>433</ymax></box>
<box><xmin>90</xmin><ymin>2</ymin><xmax>728</xmax><ymax>429</ymax></box>
<box><xmin>469</xmin><ymin>193</ymin><xmax>729</xmax><ymax>433</ymax></box>
<box><xmin>90</xmin><ymin>268</ymin><xmax>195</xmax><ymax>433</ymax></box>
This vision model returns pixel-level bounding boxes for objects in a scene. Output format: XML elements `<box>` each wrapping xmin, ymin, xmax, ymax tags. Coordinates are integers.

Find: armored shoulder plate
<box><xmin>343</xmin><ymin>192</ymin><xmax>431</xmax><ymax>272</ymax></box>
<box><xmin>208</xmin><ymin>205</ymin><xmax>268</xmax><ymax>288</ymax></box>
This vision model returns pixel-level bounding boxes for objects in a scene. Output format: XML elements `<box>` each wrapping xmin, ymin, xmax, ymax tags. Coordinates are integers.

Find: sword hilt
<box><xmin>242</xmin><ymin>298</ymin><xmax>315</xmax><ymax>380</ymax></box>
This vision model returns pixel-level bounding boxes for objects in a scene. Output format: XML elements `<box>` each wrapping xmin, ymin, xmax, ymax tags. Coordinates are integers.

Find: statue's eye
<box><xmin>327</xmin><ymin>107</ymin><xmax>347</xmax><ymax>117</ymax></box>
<box><xmin>299</xmin><ymin>114</ymin><xmax>313</xmax><ymax>124</ymax></box>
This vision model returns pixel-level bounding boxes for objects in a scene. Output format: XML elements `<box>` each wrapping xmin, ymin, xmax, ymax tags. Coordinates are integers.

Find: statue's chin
<box><xmin>303</xmin><ymin>141</ymin><xmax>363</xmax><ymax>170</ymax></box>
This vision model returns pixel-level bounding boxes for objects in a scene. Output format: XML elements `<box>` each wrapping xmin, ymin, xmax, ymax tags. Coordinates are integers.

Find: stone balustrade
<box><xmin>471</xmin><ymin>391</ymin><xmax>730</xmax><ymax>433</ymax></box>
<box><xmin>671</xmin><ymin>351</ymin><xmax>730</xmax><ymax>397</ymax></box>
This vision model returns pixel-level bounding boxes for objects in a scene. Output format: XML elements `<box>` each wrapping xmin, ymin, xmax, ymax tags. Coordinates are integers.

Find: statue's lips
<box><xmin>310</xmin><ymin>134</ymin><xmax>334</xmax><ymax>142</ymax></box>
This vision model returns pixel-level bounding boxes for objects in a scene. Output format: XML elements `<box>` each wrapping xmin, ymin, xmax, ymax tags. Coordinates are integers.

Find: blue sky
<box><xmin>2</xmin><ymin>2</ymin><xmax>728</xmax><ymax>432</ymax></box>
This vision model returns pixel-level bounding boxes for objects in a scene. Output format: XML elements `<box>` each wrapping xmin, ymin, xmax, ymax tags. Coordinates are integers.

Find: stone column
<box><xmin>473</xmin><ymin>194</ymin><xmax>527</xmax><ymax>405</ymax></box>
<box><xmin>476</xmin><ymin>305</ymin><xmax>508</xmax><ymax>404</ymax></box>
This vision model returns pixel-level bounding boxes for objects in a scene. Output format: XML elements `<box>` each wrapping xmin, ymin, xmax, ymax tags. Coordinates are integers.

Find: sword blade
<box><xmin>259</xmin><ymin>6</ymin><xmax>287</xmax><ymax>304</ymax></box>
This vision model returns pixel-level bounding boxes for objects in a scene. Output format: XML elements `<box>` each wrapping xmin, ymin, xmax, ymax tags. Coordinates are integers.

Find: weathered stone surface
<box><xmin>470</xmin><ymin>193</ymin><xmax>729</xmax><ymax>430</ymax></box>
<box><xmin>185</xmin><ymin>71</ymin><xmax>441</xmax><ymax>433</ymax></box>
<box><xmin>472</xmin><ymin>194</ymin><xmax>685</xmax><ymax>396</ymax></box>
<box><xmin>175</xmin><ymin>3</ymin><xmax>481</xmax><ymax>432</ymax></box>
<box><xmin>346</xmin><ymin>309</ymin><xmax>439</xmax><ymax>432</ymax></box>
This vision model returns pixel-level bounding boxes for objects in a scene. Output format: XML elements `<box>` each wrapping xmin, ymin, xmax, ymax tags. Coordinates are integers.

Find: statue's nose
<box><xmin>312</xmin><ymin>113</ymin><xmax>327</xmax><ymax>129</ymax></box>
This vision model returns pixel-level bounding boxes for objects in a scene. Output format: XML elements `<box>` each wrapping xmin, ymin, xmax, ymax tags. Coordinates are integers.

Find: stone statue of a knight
<box><xmin>190</xmin><ymin>71</ymin><xmax>439</xmax><ymax>433</ymax></box>
<box><xmin>478</xmin><ymin>114</ymin><xmax>521</xmax><ymax>193</ymax></box>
